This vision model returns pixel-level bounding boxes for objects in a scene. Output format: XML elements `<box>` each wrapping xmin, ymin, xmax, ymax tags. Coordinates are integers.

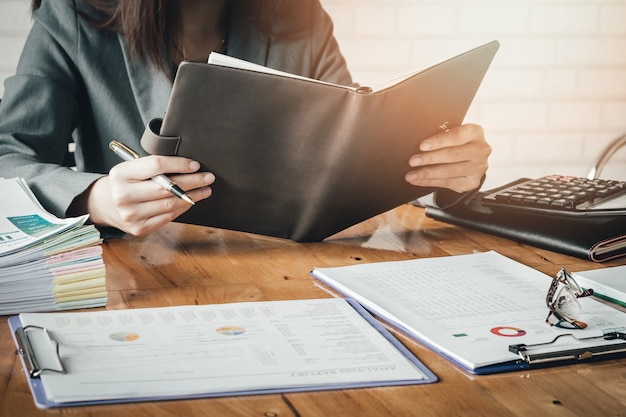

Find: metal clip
<box><xmin>509</xmin><ymin>332</ymin><xmax>626</xmax><ymax>365</ymax></box>
<box><xmin>15</xmin><ymin>325</ymin><xmax>66</xmax><ymax>377</ymax></box>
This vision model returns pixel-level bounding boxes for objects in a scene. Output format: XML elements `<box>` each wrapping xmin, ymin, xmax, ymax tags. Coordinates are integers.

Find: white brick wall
<box><xmin>323</xmin><ymin>0</ymin><xmax>626</xmax><ymax>187</ymax></box>
<box><xmin>0</xmin><ymin>0</ymin><xmax>31</xmax><ymax>93</ymax></box>
<box><xmin>1</xmin><ymin>0</ymin><xmax>625</xmax><ymax>186</ymax></box>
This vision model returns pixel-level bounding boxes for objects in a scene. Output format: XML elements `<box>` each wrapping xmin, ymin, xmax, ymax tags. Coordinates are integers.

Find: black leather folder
<box><xmin>141</xmin><ymin>41</ymin><xmax>499</xmax><ymax>241</ymax></box>
<box><xmin>425</xmin><ymin>180</ymin><xmax>626</xmax><ymax>262</ymax></box>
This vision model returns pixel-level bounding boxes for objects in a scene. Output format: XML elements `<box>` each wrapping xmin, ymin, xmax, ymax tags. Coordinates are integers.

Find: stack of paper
<box><xmin>0</xmin><ymin>178</ymin><xmax>106</xmax><ymax>315</ymax></box>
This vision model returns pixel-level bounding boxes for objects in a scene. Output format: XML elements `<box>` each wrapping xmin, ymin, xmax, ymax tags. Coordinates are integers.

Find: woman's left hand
<box><xmin>405</xmin><ymin>123</ymin><xmax>491</xmax><ymax>193</ymax></box>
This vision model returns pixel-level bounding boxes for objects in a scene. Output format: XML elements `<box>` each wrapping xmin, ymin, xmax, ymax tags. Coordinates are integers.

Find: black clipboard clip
<box><xmin>509</xmin><ymin>332</ymin><xmax>626</xmax><ymax>364</ymax></box>
<box><xmin>15</xmin><ymin>325</ymin><xmax>66</xmax><ymax>378</ymax></box>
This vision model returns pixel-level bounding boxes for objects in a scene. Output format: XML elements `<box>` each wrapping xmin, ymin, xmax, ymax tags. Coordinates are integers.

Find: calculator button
<box><xmin>481</xmin><ymin>175</ymin><xmax>626</xmax><ymax>215</ymax></box>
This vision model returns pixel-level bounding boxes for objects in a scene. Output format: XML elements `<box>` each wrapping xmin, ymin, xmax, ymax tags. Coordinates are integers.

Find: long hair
<box><xmin>32</xmin><ymin>0</ymin><xmax>284</xmax><ymax>75</ymax></box>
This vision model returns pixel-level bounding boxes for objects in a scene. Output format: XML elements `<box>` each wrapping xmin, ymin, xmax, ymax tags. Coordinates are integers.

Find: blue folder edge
<box><xmin>8</xmin><ymin>299</ymin><xmax>437</xmax><ymax>409</ymax></box>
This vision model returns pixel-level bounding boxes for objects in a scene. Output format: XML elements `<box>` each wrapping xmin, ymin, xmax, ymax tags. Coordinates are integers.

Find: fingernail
<box><xmin>409</xmin><ymin>156</ymin><xmax>422</xmax><ymax>167</ymax></box>
<box><xmin>420</xmin><ymin>141</ymin><xmax>432</xmax><ymax>151</ymax></box>
<box><xmin>190</xmin><ymin>161</ymin><xmax>201</xmax><ymax>170</ymax></box>
<box><xmin>204</xmin><ymin>173</ymin><xmax>216</xmax><ymax>184</ymax></box>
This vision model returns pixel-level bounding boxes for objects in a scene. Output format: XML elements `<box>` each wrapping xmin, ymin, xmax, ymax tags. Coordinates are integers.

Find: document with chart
<box><xmin>10</xmin><ymin>298</ymin><xmax>436</xmax><ymax>408</ymax></box>
<box><xmin>0</xmin><ymin>177</ymin><xmax>88</xmax><ymax>258</ymax></box>
<box><xmin>312</xmin><ymin>251</ymin><xmax>626</xmax><ymax>374</ymax></box>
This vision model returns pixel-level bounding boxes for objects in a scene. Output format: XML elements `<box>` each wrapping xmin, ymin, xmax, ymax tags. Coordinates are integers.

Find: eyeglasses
<box><xmin>546</xmin><ymin>267</ymin><xmax>594</xmax><ymax>329</ymax></box>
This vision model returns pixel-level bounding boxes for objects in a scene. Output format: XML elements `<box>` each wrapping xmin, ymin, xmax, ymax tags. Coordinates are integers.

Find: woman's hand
<box><xmin>405</xmin><ymin>123</ymin><xmax>491</xmax><ymax>193</ymax></box>
<box><xmin>86</xmin><ymin>155</ymin><xmax>215</xmax><ymax>236</ymax></box>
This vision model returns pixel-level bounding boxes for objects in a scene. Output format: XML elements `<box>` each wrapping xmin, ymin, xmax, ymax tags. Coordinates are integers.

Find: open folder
<box><xmin>141</xmin><ymin>41</ymin><xmax>500</xmax><ymax>241</ymax></box>
<box><xmin>9</xmin><ymin>298</ymin><xmax>436</xmax><ymax>408</ymax></box>
<box><xmin>311</xmin><ymin>251</ymin><xmax>626</xmax><ymax>375</ymax></box>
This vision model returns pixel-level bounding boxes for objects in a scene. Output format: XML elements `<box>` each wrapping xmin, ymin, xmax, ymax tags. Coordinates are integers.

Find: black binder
<box><xmin>424</xmin><ymin>180</ymin><xmax>626</xmax><ymax>262</ymax></box>
<box><xmin>141</xmin><ymin>41</ymin><xmax>499</xmax><ymax>241</ymax></box>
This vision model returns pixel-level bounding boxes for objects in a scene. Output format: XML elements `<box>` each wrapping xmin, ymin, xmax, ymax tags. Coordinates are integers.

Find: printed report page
<box><xmin>19</xmin><ymin>298</ymin><xmax>430</xmax><ymax>403</ymax></box>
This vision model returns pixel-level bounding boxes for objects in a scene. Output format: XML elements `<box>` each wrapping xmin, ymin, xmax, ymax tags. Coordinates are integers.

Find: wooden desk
<box><xmin>2</xmin><ymin>205</ymin><xmax>625</xmax><ymax>416</ymax></box>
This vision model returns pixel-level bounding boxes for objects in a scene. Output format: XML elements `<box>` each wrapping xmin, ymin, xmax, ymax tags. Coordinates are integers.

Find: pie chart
<box><xmin>109</xmin><ymin>331</ymin><xmax>141</xmax><ymax>342</ymax></box>
<box><xmin>215</xmin><ymin>326</ymin><xmax>245</xmax><ymax>336</ymax></box>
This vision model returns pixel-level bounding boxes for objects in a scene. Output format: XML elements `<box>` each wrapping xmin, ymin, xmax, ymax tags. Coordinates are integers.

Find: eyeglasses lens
<box><xmin>546</xmin><ymin>268</ymin><xmax>592</xmax><ymax>329</ymax></box>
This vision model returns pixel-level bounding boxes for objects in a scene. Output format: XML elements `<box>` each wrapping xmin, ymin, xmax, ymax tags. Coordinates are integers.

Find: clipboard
<box><xmin>9</xmin><ymin>299</ymin><xmax>437</xmax><ymax>409</ymax></box>
<box><xmin>373</xmin><ymin>311</ymin><xmax>626</xmax><ymax>375</ymax></box>
<box><xmin>140</xmin><ymin>41</ymin><xmax>500</xmax><ymax>241</ymax></box>
<box><xmin>310</xmin><ymin>251</ymin><xmax>626</xmax><ymax>375</ymax></box>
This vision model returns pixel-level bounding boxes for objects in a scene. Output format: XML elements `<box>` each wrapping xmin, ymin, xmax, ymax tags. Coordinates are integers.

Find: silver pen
<box><xmin>108</xmin><ymin>140</ymin><xmax>195</xmax><ymax>205</ymax></box>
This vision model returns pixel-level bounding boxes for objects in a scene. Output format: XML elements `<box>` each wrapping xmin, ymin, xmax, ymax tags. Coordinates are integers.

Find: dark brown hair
<box><xmin>32</xmin><ymin>0</ymin><xmax>283</xmax><ymax>75</ymax></box>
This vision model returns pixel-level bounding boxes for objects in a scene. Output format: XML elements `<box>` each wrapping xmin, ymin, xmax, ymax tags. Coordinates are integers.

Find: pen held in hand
<box><xmin>108</xmin><ymin>140</ymin><xmax>195</xmax><ymax>205</ymax></box>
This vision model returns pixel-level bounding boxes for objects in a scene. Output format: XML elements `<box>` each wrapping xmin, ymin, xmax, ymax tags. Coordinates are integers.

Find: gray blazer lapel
<box><xmin>118</xmin><ymin>35</ymin><xmax>173</xmax><ymax>125</ymax></box>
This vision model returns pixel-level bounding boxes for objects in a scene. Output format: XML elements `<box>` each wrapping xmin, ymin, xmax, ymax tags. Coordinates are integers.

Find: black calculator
<box><xmin>480</xmin><ymin>175</ymin><xmax>626</xmax><ymax>217</ymax></box>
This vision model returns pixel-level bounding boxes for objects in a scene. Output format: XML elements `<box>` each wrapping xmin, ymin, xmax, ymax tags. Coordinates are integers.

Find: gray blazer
<box><xmin>0</xmin><ymin>0</ymin><xmax>353</xmax><ymax>218</ymax></box>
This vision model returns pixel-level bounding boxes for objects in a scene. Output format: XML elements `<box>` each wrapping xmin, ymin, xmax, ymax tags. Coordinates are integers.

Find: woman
<box><xmin>0</xmin><ymin>0</ymin><xmax>490</xmax><ymax>237</ymax></box>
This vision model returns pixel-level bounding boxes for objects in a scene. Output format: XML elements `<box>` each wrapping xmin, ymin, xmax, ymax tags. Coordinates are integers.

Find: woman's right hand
<box><xmin>85</xmin><ymin>155</ymin><xmax>215</xmax><ymax>236</ymax></box>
